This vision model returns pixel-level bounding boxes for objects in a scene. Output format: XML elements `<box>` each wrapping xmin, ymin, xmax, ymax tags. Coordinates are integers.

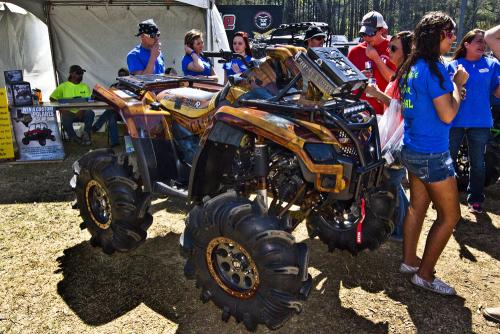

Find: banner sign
<box><xmin>12</xmin><ymin>106</ymin><xmax>65</xmax><ymax>161</ymax></box>
<box><xmin>218</xmin><ymin>5</ymin><xmax>283</xmax><ymax>41</ymax></box>
<box><xmin>0</xmin><ymin>88</ymin><xmax>15</xmax><ymax>160</ymax></box>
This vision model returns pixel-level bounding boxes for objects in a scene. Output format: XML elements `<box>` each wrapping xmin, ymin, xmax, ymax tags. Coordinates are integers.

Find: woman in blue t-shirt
<box><xmin>223</xmin><ymin>31</ymin><xmax>253</xmax><ymax>84</ymax></box>
<box><xmin>446</xmin><ymin>29</ymin><xmax>500</xmax><ymax>214</ymax></box>
<box><xmin>397</xmin><ymin>12</ymin><xmax>469</xmax><ymax>295</ymax></box>
<box><xmin>182</xmin><ymin>29</ymin><xmax>218</xmax><ymax>80</ymax></box>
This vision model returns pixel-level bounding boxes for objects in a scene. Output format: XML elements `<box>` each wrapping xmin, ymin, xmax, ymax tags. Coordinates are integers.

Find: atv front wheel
<box><xmin>307</xmin><ymin>187</ymin><xmax>395</xmax><ymax>255</ymax></box>
<box><xmin>39</xmin><ymin>138</ymin><xmax>46</xmax><ymax>146</ymax></box>
<box><xmin>73</xmin><ymin>149</ymin><xmax>152</xmax><ymax>254</ymax></box>
<box><xmin>182</xmin><ymin>191</ymin><xmax>312</xmax><ymax>331</ymax></box>
<box><xmin>22</xmin><ymin>138</ymin><xmax>29</xmax><ymax>145</ymax></box>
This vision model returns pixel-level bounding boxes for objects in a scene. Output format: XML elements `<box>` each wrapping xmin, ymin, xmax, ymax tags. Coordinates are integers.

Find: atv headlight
<box><xmin>304</xmin><ymin>143</ymin><xmax>337</xmax><ymax>164</ymax></box>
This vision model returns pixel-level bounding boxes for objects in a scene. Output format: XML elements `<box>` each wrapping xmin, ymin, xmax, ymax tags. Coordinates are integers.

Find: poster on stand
<box><xmin>0</xmin><ymin>88</ymin><xmax>15</xmax><ymax>160</ymax></box>
<box><xmin>12</xmin><ymin>105</ymin><xmax>65</xmax><ymax>161</ymax></box>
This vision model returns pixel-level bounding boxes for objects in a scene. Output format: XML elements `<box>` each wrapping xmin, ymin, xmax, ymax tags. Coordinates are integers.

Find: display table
<box><xmin>42</xmin><ymin>101</ymin><xmax>110</xmax><ymax>110</ymax></box>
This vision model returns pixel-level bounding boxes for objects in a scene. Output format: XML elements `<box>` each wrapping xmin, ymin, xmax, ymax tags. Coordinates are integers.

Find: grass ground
<box><xmin>0</xmin><ymin>135</ymin><xmax>499</xmax><ymax>333</ymax></box>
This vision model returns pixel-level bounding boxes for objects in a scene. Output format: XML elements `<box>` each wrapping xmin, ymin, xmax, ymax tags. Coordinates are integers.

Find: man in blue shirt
<box><xmin>127</xmin><ymin>19</ymin><xmax>165</xmax><ymax>75</ymax></box>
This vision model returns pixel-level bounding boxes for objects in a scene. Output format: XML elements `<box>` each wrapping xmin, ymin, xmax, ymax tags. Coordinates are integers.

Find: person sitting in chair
<box><xmin>50</xmin><ymin>65</ymin><xmax>94</xmax><ymax>146</ymax></box>
<box><xmin>92</xmin><ymin>68</ymin><xmax>129</xmax><ymax>147</ymax></box>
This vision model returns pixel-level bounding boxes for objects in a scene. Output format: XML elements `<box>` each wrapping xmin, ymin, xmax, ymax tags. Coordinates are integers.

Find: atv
<box><xmin>70</xmin><ymin>45</ymin><xmax>395</xmax><ymax>331</ymax></box>
<box><xmin>22</xmin><ymin>122</ymin><xmax>56</xmax><ymax>146</ymax></box>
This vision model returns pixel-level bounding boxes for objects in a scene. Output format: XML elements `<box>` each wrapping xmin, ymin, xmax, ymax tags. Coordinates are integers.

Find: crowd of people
<box><xmin>47</xmin><ymin>12</ymin><xmax>499</xmax><ymax>321</ymax></box>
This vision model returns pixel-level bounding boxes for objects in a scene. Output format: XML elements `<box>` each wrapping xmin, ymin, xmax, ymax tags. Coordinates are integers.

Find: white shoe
<box><xmin>411</xmin><ymin>274</ymin><xmax>456</xmax><ymax>296</ymax></box>
<box><xmin>399</xmin><ymin>262</ymin><xmax>419</xmax><ymax>274</ymax></box>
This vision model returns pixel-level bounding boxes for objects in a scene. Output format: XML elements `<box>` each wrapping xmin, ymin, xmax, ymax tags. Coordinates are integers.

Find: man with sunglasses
<box><xmin>50</xmin><ymin>65</ymin><xmax>94</xmax><ymax>146</ymax></box>
<box><xmin>127</xmin><ymin>19</ymin><xmax>165</xmax><ymax>75</ymax></box>
<box><xmin>304</xmin><ymin>26</ymin><xmax>327</xmax><ymax>49</ymax></box>
<box><xmin>348</xmin><ymin>11</ymin><xmax>396</xmax><ymax>114</ymax></box>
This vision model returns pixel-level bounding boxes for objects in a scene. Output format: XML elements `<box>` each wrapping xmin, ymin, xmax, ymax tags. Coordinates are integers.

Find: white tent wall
<box><xmin>49</xmin><ymin>5</ymin><xmax>209</xmax><ymax>88</ymax></box>
<box><xmin>0</xmin><ymin>4</ymin><xmax>56</xmax><ymax>98</ymax></box>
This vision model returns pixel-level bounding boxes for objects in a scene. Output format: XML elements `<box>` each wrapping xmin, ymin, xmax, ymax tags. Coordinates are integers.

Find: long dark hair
<box><xmin>391</xmin><ymin>31</ymin><xmax>413</xmax><ymax>80</ymax></box>
<box><xmin>453</xmin><ymin>28</ymin><xmax>484</xmax><ymax>60</ymax></box>
<box><xmin>398</xmin><ymin>11</ymin><xmax>455</xmax><ymax>93</ymax></box>
<box><xmin>231</xmin><ymin>31</ymin><xmax>252</xmax><ymax>57</ymax></box>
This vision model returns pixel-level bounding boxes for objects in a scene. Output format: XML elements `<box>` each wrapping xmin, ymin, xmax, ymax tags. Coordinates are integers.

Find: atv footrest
<box><xmin>154</xmin><ymin>181</ymin><xmax>188</xmax><ymax>198</ymax></box>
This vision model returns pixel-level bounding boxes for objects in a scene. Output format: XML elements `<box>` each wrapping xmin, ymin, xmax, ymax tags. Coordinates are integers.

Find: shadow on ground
<box><xmin>56</xmin><ymin>233</ymin><xmax>472</xmax><ymax>333</ymax></box>
<box><xmin>453</xmin><ymin>214</ymin><xmax>499</xmax><ymax>262</ymax></box>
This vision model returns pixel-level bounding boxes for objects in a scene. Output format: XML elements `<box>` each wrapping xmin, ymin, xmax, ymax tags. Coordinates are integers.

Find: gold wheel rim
<box><xmin>85</xmin><ymin>180</ymin><xmax>112</xmax><ymax>229</ymax></box>
<box><xmin>206</xmin><ymin>236</ymin><xmax>260</xmax><ymax>299</ymax></box>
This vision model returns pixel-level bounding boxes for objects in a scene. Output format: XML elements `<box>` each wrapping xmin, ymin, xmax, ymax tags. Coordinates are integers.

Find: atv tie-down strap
<box><xmin>356</xmin><ymin>198</ymin><xmax>366</xmax><ymax>245</ymax></box>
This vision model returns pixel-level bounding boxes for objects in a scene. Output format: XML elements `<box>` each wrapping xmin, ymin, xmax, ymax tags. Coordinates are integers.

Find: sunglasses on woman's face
<box><xmin>388</xmin><ymin>45</ymin><xmax>398</xmax><ymax>53</ymax></box>
<box><xmin>443</xmin><ymin>29</ymin><xmax>456</xmax><ymax>39</ymax></box>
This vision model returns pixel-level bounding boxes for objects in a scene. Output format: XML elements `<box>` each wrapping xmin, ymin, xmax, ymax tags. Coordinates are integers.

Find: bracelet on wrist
<box><xmin>190</xmin><ymin>50</ymin><xmax>196</xmax><ymax>56</ymax></box>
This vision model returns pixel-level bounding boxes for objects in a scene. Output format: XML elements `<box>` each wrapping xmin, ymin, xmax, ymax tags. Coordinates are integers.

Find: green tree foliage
<box><xmin>216</xmin><ymin>0</ymin><xmax>499</xmax><ymax>40</ymax></box>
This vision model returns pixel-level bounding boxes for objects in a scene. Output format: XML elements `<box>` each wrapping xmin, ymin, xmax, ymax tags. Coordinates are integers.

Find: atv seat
<box><xmin>158</xmin><ymin>87</ymin><xmax>218</xmax><ymax>118</ymax></box>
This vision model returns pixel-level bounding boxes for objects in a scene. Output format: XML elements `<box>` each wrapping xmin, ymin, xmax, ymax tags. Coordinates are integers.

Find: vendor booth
<box><xmin>1</xmin><ymin>0</ymin><xmax>229</xmax><ymax>96</ymax></box>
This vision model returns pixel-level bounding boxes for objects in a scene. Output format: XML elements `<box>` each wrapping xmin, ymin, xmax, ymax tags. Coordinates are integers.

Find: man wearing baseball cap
<box><xmin>348</xmin><ymin>11</ymin><xmax>396</xmax><ymax>114</ymax></box>
<box><xmin>127</xmin><ymin>19</ymin><xmax>165</xmax><ymax>75</ymax></box>
<box><xmin>50</xmin><ymin>65</ymin><xmax>94</xmax><ymax>145</ymax></box>
<box><xmin>304</xmin><ymin>26</ymin><xmax>327</xmax><ymax>48</ymax></box>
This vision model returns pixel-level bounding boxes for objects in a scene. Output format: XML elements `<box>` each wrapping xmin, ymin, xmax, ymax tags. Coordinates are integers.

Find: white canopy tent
<box><xmin>1</xmin><ymin>0</ymin><xmax>229</xmax><ymax>98</ymax></box>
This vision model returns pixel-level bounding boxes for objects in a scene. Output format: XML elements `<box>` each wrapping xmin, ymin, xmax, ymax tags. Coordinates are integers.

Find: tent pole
<box><xmin>45</xmin><ymin>2</ymin><xmax>59</xmax><ymax>86</ymax></box>
<box><xmin>206</xmin><ymin>0</ymin><xmax>213</xmax><ymax>50</ymax></box>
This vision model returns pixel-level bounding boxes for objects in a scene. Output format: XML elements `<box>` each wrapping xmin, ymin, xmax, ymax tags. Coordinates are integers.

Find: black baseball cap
<box><xmin>69</xmin><ymin>65</ymin><xmax>86</xmax><ymax>74</ymax></box>
<box><xmin>305</xmin><ymin>26</ymin><xmax>327</xmax><ymax>40</ymax></box>
<box><xmin>359</xmin><ymin>11</ymin><xmax>388</xmax><ymax>36</ymax></box>
<box><xmin>136</xmin><ymin>19</ymin><xmax>160</xmax><ymax>37</ymax></box>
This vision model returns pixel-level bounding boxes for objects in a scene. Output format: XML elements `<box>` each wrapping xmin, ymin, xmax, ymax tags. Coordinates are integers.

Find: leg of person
<box><xmin>106</xmin><ymin>111</ymin><xmax>119</xmax><ymax>146</ymax></box>
<box><xmin>449</xmin><ymin>127</ymin><xmax>465</xmax><ymax>170</ymax></box>
<box><xmin>418</xmin><ymin>176</ymin><xmax>461</xmax><ymax>280</ymax></box>
<box><xmin>82</xmin><ymin>109</ymin><xmax>95</xmax><ymax>136</ymax></box>
<box><xmin>386</xmin><ymin>167</ymin><xmax>408</xmax><ymax>239</ymax></box>
<box><xmin>61</xmin><ymin>110</ymin><xmax>79</xmax><ymax>141</ymax></box>
<box><xmin>92</xmin><ymin>109</ymin><xmax>111</xmax><ymax>132</ymax></box>
<box><xmin>402</xmin><ymin>173</ymin><xmax>431</xmax><ymax>268</ymax></box>
<box><xmin>465</xmin><ymin>128</ymin><xmax>490</xmax><ymax>212</ymax></box>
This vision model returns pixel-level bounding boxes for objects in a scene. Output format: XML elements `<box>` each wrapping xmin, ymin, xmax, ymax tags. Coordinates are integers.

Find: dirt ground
<box><xmin>0</xmin><ymin>135</ymin><xmax>499</xmax><ymax>334</ymax></box>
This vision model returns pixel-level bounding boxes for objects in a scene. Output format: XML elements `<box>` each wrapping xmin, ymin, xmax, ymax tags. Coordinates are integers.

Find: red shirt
<box><xmin>348</xmin><ymin>39</ymin><xmax>396</xmax><ymax>114</ymax></box>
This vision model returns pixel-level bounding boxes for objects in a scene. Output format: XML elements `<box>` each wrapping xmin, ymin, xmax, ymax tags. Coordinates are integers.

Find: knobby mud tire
<box><xmin>182</xmin><ymin>191</ymin><xmax>312</xmax><ymax>331</ymax></box>
<box><xmin>73</xmin><ymin>149</ymin><xmax>152</xmax><ymax>254</ymax></box>
<box><xmin>307</xmin><ymin>187</ymin><xmax>395</xmax><ymax>255</ymax></box>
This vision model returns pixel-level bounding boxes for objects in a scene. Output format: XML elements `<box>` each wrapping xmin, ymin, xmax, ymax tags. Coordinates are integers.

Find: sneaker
<box><xmin>410</xmin><ymin>274</ymin><xmax>456</xmax><ymax>295</ymax></box>
<box><xmin>468</xmin><ymin>203</ymin><xmax>483</xmax><ymax>214</ymax></box>
<box><xmin>81</xmin><ymin>132</ymin><xmax>91</xmax><ymax>146</ymax></box>
<box><xmin>399</xmin><ymin>263</ymin><xmax>419</xmax><ymax>274</ymax></box>
<box><xmin>483</xmin><ymin>307</ymin><xmax>500</xmax><ymax>323</ymax></box>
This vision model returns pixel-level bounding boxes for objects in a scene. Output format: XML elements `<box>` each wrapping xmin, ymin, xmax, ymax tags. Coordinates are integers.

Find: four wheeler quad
<box><xmin>70</xmin><ymin>45</ymin><xmax>395</xmax><ymax>330</ymax></box>
<box><xmin>22</xmin><ymin>122</ymin><xmax>56</xmax><ymax>146</ymax></box>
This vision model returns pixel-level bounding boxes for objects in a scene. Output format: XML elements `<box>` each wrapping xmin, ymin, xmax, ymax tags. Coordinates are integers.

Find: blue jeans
<box><xmin>401</xmin><ymin>146</ymin><xmax>455</xmax><ymax>183</ymax></box>
<box><xmin>449</xmin><ymin>127</ymin><xmax>490</xmax><ymax>204</ymax></box>
<box><xmin>385</xmin><ymin>167</ymin><xmax>409</xmax><ymax>238</ymax></box>
<box><xmin>93</xmin><ymin>109</ymin><xmax>119</xmax><ymax>145</ymax></box>
<box><xmin>61</xmin><ymin>109</ymin><xmax>94</xmax><ymax>139</ymax></box>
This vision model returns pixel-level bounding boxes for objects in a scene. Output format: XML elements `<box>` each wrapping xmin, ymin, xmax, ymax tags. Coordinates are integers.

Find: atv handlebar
<box><xmin>202</xmin><ymin>50</ymin><xmax>251</xmax><ymax>67</ymax></box>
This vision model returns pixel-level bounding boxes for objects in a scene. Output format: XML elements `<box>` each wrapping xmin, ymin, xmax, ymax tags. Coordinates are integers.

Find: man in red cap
<box><xmin>348</xmin><ymin>11</ymin><xmax>396</xmax><ymax>114</ymax></box>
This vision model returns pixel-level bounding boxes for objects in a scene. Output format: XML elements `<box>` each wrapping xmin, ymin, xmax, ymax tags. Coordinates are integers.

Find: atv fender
<box><xmin>189</xmin><ymin>106</ymin><xmax>348</xmax><ymax>202</ymax></box>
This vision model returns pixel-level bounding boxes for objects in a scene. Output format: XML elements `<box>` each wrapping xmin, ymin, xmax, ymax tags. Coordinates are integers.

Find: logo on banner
<box><xmin>254</xmin><ymin>11</ymin><xmax>272</xmax><ymax>30</ymax></box>
<box><xmin>223</xmin><ymin>14</ymin><xmax>236</xmax><ymax>30</ymax></box>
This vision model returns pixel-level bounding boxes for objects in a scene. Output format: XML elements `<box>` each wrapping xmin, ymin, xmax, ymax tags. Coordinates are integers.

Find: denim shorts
<box><xmin>400</xmin><ymin>146</ymin><xmax>455</xmax><ymax>183</ymax></box>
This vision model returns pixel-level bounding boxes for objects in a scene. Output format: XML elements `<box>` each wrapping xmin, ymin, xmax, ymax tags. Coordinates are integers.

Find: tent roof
<box><xmin>7</xmin><ymin>0</ymin><xmax>212</xmax><ymax>21</ymax></box>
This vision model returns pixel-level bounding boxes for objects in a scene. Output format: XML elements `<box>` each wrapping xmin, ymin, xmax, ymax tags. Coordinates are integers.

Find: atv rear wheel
<box><xmin>307</xmin><ymin>187</ymin><xmax>395</xmax><ymax>255</ymax></box>
<box><xmin>182</xmin><ymin>191</ymin><xmax>312</xmax><ymax>331</ymax></box>
<box><xmin>39</xmin><ymin>138</ymin><xmax>46</xmax><ymax>146</ymax></box>
<box><xmin>22</xmin><ymin>138</ymin><xmax>29</xmax><ymax>145</ymax></box>
<box><xmin>73</xmin><ymin>149</ymin><xmax>152</xmax><ymax>254</ymax></box>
